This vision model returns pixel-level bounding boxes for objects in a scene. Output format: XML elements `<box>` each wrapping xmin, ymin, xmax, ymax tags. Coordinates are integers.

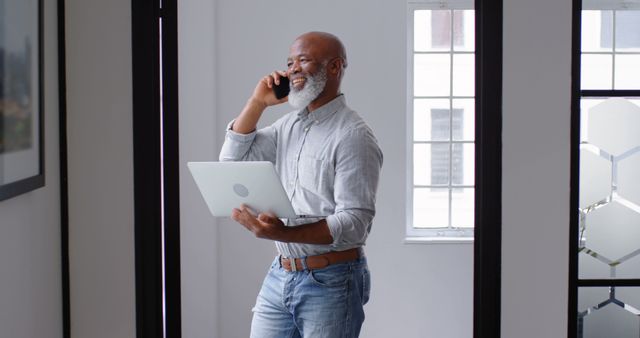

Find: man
<box><xmin>219</xmin><ymin>31</ymin><xmax>383</xmax><ymax>338</ymax></box>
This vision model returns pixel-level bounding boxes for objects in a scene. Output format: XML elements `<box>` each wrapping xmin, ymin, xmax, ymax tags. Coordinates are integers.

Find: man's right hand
<box><xmin>250</xmin><ymin>70</ymin><xmax>289</xmax><ymax>108</ymax></box>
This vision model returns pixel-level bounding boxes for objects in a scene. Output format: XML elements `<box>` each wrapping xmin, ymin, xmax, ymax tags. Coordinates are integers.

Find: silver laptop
<box><xmin>187</xmin><ymin>161</ymin><xmax>297</xmax><ymax>218</ymax></box>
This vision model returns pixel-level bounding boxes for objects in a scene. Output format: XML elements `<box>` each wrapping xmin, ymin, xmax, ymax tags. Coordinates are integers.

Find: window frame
<box><xmin>406</xmin><ymin>1</ymin><xmax>476</xmax><ymax>241</ymax></box>
<box><xmin>569</xmin><ymin>1</ymin><xmax>640</xmax><ymax>337</ymax></box>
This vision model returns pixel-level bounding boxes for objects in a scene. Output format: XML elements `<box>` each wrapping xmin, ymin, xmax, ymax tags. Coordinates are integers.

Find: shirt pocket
<box><xmin>298</xmin><ymin>155</ymin><xmax>333</xmax><ymax>193</ymax></box>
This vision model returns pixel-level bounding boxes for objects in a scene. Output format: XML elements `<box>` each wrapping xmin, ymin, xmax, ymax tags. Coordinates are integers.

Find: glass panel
<box><xmin>414</xmin><ymin>144</ymin><xmax>450</xmax><ymax>186</ymax></box>
<box><xmin>587</xmin><ymin>98</ymin><xmax>640</xmax><ymax>156</ymax></box>
<box><xmin>582</xmin><ymin>10</ymin><xmax>613</xmax><ymax>52</ymax></box>
<box><xmin>578</xmin><ymin>287</ymin><xmax>640</xmax><ymax>338</ymax></box>
<box><xmin>579</xmin><ymin>148</ymin><xmax>611</xmax><ymax>210</ymax></box>
<box><xmin>618</xmin><ymin>152</ymin><xmax>640</xmax><ymax>213</ymax></box>
<box><xmin>452</xmin><ymin>54</ymin><xmax>475</xmax><ymax>96</ymax></box>
<box><xmin>578</xmin><ymin>250</ymin><xmax>612</xmax><ymax>280</ymax></box>
<box><xmin>616</xmin><ymin>254</ymin><xmax>640</xmax><ymax>279</ymax></box>
<box><xmin>579</xmin><ymin>97</ymin><xmax>640</xmax><ymax>280</ymax></box>
<box><xmin>452</xmin><ymin>143</ymin><xmax>474</xmax><ymax>186</ymax></box>
<box><xmin>413</xmin><ymin>99</ymin><xmax>450</xmax><ymax>141</ymax></box>
<box><xmin>453</xmin><ymin>10</ymin><xmax>474</xmax><ymax>51</ymax></box>
<box><xmin>413</xmin><ymin>188</ymin><xmax>449</xmax><ymax>228</ymax></box>
<box><xmin>580</xmin><ymin>98</ymin><xmax>605</xmax><ymax>143</ymax></box>
<box><xmin>581</xmin><ymin>202</ymin><xmax>640</xmax><ymax>279</ymax></box>
<box><xmin>615</xmin><ymin>10</ymin><xmax>640</xmax><ymax>52</ymax></box>
<box><xmin>614</xmin><ymin>54</ymin><xmax>640</xmax><ymax>89</ymax></box>
<box><xmin>581</xmin><ymin>54</ymin><xmax>613</xmax><ymax>89</ymax></box>
<box><xmin>414</xmin><ymin>54</ymin><xmax>451</xmax><ymax>96</ymax></box>
<box><xmin>452</xmin><ymin>99</ymin><xmax>475</xmax><ymax>141</ymax></box>
<box><xmin>414</xmin><ymin>10</ymin><xmax>451</xmax><ymax>52</ymax></box>
<box><xmin>451</xmin><ymin>188</ymin><xmax>474</xmax><ymax>228</ymax></box>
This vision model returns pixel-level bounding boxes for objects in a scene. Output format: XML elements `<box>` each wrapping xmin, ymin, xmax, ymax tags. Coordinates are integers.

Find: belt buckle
<box><xmin>283</xmin><ymin>256</ymin><xmax>297</xmax><ymax>272</ymax></box>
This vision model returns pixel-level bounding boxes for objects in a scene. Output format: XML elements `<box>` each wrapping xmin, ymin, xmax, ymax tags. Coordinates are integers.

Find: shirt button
<box><xmin>304</xmin><ymin>127</ymin><xmax>309</xmax><ymax>132</ymax></box>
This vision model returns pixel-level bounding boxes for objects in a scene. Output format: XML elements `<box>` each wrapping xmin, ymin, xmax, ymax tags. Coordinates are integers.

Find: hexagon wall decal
<box><xmin>618</xmin><ymin>151</ymin><xmax>640</xmax><ymax>207</ymax></box>
<box><xmin>583</xmin><ymin>201</ymin><xmax>640</xmax><ymax>264</ymax></box>
<box><xmin>580</xmin><ymin>148</ymin><xmax>612</xmax><ymax>209</ymax></box>
<box><xmin>587</xmin><ymin>98</ymin><xmax>640</xmax><ymax>156</ymax></box>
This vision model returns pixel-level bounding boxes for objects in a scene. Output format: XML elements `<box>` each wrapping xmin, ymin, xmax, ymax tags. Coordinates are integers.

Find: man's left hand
<box><xmin>231</xmin><ymin>204</ymin><xmax>286</xmax><ymax>240</ymax></box>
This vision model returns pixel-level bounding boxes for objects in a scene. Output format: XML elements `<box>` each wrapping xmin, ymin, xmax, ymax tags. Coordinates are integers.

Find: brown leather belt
<box><xmin>280</xmin><ymin>248</ymin><xmax>361</xmax><ymax>272</ymax></box>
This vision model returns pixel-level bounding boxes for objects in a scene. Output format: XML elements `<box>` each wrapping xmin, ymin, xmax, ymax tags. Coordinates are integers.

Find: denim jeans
<box><xmin>250</xmin><ymin>255</ymin><xmax>370</xmax><ymax>338</ymax></box>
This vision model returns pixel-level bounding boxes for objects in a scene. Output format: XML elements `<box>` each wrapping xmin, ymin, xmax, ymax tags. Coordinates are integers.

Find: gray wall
<box><xmin>213</xmin><ymin>1</ymin><xmax>473</xmax><ymax>337</ymax></box>
<box><xmin>179</xmin><ymin>0</ymin><xmax>220</xmax><ymax>337</ymax></box>
<box><xmin>0</xmin><ymin>1</ymin><xmax>62</xmax><ymax>337</ymax></box>
<box><xmin>65</xmin><ymin>0</ymin><xmax>136</xmax><ymax>337</ymax></box>
<box><xmin>501</xmin><ymin>0</ymin><xmax>572</xmax><ymax>336</ymax></box>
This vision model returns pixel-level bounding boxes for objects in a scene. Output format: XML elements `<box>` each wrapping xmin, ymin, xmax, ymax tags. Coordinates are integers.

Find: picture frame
<box><xmin>0</xmin><ymin>0</ymin><xmax>44</xmax><ymax>202</ymax></box>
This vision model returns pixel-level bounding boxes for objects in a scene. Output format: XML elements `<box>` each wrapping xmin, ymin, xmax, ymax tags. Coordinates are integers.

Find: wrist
<box><xmin>247</xmin><ymin>96</ymin><xmax>267</xmax><ymax>111</ymax></box>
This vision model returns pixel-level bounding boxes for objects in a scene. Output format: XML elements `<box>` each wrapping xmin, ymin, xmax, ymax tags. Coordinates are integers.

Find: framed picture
<box><xmin>0</xmin><ymin>0</ymin><xmax>44</xmax><ymax>202</ymax></box>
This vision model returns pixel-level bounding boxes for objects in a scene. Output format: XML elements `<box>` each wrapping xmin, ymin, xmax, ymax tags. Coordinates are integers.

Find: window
<box><xmin>572</xmin><ymin>2</ymin><xmax>640</xmax><ymax>337</ymax></box>
<box><xmin>407</xmin><ymin>2</ymin><xmax>475</xmax><ymax>240</ymax></box>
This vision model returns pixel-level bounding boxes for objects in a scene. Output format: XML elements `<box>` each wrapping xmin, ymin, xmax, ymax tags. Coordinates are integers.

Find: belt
<box><xmin>280</xmin><ymin>248</ymin><xmax>361</xmax><ymax>272</ymax></box>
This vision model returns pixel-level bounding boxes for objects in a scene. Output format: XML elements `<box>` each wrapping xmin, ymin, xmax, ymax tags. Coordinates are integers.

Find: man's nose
<box><xmin>288</xmin><ymin>61</ymin><xmax>301</xmax><ymax>73</ymax></box>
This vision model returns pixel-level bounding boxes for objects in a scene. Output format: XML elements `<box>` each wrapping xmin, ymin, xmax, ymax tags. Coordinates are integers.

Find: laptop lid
<box><xmin>187</xmin><ymin>161</ymin><xmax>297</xmax><ymax>218</ymax></box>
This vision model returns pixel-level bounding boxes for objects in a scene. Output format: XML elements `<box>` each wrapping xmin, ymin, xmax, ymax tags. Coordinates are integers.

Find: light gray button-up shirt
<box><xmin>219</xmin><ymin>95</ymin><xmax>383</xmax><ymax>258</ymax></box>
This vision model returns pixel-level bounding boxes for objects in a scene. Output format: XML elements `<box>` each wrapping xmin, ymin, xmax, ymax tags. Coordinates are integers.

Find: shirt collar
<box><xmin>297</xmin><ymin>94</ymin><xmax>346</xmax><ymax>123</ymax></box>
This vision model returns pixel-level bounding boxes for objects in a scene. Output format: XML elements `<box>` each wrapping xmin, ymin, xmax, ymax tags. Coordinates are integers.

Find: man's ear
<box><xmin>329</xmin><ymin>58</ymin><xmax>343</xmax><ymax>74</ymax></box>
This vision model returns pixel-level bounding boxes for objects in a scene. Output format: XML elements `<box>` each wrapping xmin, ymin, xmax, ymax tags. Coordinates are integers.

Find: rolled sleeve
<box><xmin>219</xmin><ymin>119</ymin><xmax>277</xmax><ymax>163</ymax></box>
<box><xmin>326</xmin><ymin>128</ymin><xmax>383</xmax><ymax>247</ymax></box>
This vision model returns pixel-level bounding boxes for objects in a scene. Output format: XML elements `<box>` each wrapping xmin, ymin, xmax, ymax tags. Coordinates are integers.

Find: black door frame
<box><xmin>131</xmin><ymin>0</ymin><xmax>181</xmax><ymax>337</ymax></box>
<box><xmin>473</xmin><ymin>0</ymin><xmax>503</xmax><ymax>337</ymax></box>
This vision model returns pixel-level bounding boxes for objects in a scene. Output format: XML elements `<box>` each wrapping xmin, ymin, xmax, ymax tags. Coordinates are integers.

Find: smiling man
<box><xmin>219</xmin><ymin>31</ymin><xmax>383</xmax><ymax>338</ymax></box>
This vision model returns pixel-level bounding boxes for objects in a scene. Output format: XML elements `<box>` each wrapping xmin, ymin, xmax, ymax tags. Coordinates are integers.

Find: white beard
<box><xmin>287</xmin><ymin>66</ymin><xmax>328</xmax><ymax>109</ymax></box>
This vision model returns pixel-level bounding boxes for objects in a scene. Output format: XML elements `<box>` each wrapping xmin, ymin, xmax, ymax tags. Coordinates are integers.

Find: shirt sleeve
<box><xmin>218</xmin><ymin>119</ymin><xmax>278</xmax><ymax>163</ymax></box>
<box><xmin>325</xmin><ymin>127</ymin><xmax>383</xmax><ymax>247</ymax></box>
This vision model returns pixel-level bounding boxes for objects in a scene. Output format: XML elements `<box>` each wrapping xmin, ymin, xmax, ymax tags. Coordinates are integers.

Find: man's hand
<box><xmin>250</xmin><ymin>70</ymin><xmax>289</xmax><ymax>108</ymax></box>
<box><xmin>231</xmin><ymin>204</ymin><xmax>334</xmax><ymax>245</ymax></box>
<box><xmin>232</xmin><ymin>71</ymin><xmax>289</xmax><ymax>134</ymax></box>
<box><xmin>231</xmin><ymin>204</ymin><xmax>286</xmax><ymax>240</ymax></box>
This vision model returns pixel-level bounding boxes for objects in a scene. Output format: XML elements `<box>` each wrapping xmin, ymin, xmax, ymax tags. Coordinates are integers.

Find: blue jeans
<box><xmin>250</xmin><ymin>255</ymin><xmax>370</xmax><ymax>338</ymax></box>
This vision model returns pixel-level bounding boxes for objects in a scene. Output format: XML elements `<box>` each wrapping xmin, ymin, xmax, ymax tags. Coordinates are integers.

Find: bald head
<box><xmin>292</xmin><ymin>31</ymin><xmax>347</xmax><ymax>70</ymax></box>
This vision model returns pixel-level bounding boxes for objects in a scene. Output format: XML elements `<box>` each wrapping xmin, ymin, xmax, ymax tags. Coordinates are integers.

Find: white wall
<box><xmin>178</xmin><ymin>0</ymin><xmax>220</xmax><ymax>337</ymax></box>
<box><xmin>0</xmin><ymin>1</ymin><xmax>62</xmax><ymax>337</ymax></box>
<box><xmin>501</xmin><ymin>0</ymin><xmax>572</xmax><ymax>336</ymax></box>
<box><xmin>65</xmin><ymin>0</ymin><xmax>136</xmax><ymax>337</ymax></box>
<box><xmin>213</xmin><ymin>1</ymin><xmax>473</xmax><ymax>337</ymax></box>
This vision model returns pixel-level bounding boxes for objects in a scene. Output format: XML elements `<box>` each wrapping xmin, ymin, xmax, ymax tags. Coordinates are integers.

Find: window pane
<box><xmin>414</xmin><ymin>54</ymin><xmax>451</xmax><ymax>96</ymax></box>
<box><xmin>453</xmin><ymin>10</ymin><xmax>475</xmax><ymax>51</ymax></box>
<box><xmin>581</xmin><ymin>54</ymin><xmax>613</xmax><ymax>89</ymax></box>
<box><xmin>414</xmin><ymin>10</ymin><xmax>451</xmax><ymax>52</ymax></box>
<box><xmin>452</xmin><ymin>54</ymin><xmax>475</xmax><ymax>96</ymax></box>
<box><xmin>452</xmin><ymin>143</ymin><xmax>475</xmax><ymax>186</ymax></box>
<box><xmin>615</xmin><ymin>10</ymin><xmax>640</xmax><ymax>52</ymax></box>
<box><xmin>578</xmin><ymin>287</ymin><xmax>640</xmax><ymax>337</ymax></box>
<box><xmin>452</xmin><ymin>99</ymin><xmax>475</xmax><ymax>141</ymax></box>
<box><xmin>414</xmin><ymin>99</ymin><xmax>450</xmax><ymax>141</ymax></box>
<box><xmin>582</xmin><ymin>10</ymin><xmax>613</xmax><ymax>52</ymax></box>
<box><xmin>451</xmin><ymin>188</ymin><xmax>474</xmax><ymax>228</ymax></box>
<box><xmin>580</xmin><ymin>98</ymin><xmax>605</xmax><ymax>143</ymax></box>
<box><xmin>614</xmin><ymin>54</ymin><xmax>640</xmax><ymax>89</ymax></box>
<box><xmin>414</xmin><ymin>143</ymin><xmax>450</xmax><ymax>186</ymax></box>
<box><xmin>413</xmin><ymin>188</ymin><xmax>449</xmax><ymax>228</ymax></box>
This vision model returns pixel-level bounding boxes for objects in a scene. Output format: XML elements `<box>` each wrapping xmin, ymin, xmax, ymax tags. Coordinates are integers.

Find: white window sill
<box><xmin>404</xmin><ymin>236</ymin><xmax>474</xmax><ymax>244</ymax></box>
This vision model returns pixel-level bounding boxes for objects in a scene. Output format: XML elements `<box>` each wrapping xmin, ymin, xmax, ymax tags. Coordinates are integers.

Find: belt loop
<box><xmin>290</xmin><ymin>257</ymin><xmax>297</xmax><ymax>272</ymax></box>
<box><xmin>300</xmin><ymin>256</ymin><xmax>308</xmax><ymax>271</ymax></box>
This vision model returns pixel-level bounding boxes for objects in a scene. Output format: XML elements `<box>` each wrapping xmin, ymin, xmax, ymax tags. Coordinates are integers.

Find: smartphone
<box><xmin>273</xmin><ymin>76</ymin><xmax>290</xmax><ymax>99</ymax></box>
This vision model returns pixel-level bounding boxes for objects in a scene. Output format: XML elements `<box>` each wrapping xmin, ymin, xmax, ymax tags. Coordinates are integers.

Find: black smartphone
<box><xmin>273</xmin><ymin>76</ymin><xmax>290</xmax><ymax>99</ymax></box>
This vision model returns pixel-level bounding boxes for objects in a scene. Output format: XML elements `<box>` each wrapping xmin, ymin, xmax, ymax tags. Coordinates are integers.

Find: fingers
<box><xmin>263</xmin><ymin>70</ymin><xmax>288</xmax><ymax>88</ymax></box>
